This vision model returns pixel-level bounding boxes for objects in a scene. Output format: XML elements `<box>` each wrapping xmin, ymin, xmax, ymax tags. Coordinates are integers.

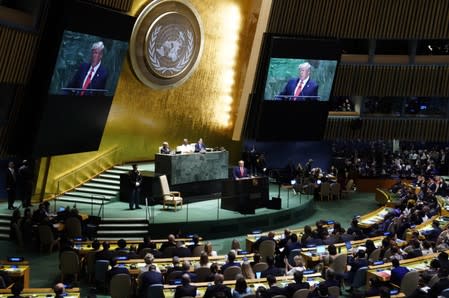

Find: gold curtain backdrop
<box><xmin>35</xmin><ymin>0</ymin><xmax>261</xmax><ymax>198</ymax></box>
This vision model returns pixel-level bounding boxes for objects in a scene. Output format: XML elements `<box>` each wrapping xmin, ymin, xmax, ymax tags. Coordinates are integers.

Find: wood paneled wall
<box><xmin>268</xmin><ymin>0</ymin><xmax>449</xmax><ymax>39</ymax></box>
<box><xmin>325</xmin><ymin>118</ymin><xmax>449</xmax><ymax>141</ymax></box>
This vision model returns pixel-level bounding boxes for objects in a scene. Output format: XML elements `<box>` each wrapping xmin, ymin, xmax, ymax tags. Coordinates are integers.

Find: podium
<box><xmin>220</xmin><ymin>177</ymin><xmax>269</xmax><ymax>214</ymax></box>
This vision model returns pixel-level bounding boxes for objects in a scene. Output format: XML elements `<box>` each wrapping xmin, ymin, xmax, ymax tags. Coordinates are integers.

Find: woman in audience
<box><xmin>232</xmin><ymin>275</ymin><xmax>253</xmax><ymax>298</ymax></box>
<box><xmin>365</xmin><ymin>239</ymin><xmax>376</xmax><ymax>259</ymax></box>
<box><xmin>194</xmin><ymin>252</ymin><xmax>212</xmax><ymax>269</ymax></box>
<box><xmin>250</xmin><ymin>253</ymin><xmax>261</xmax><ymax>269</ymax></box>
<box><xmin>231</xmin><ymin>239</ymin><xmax>242</xmax><ymax>253</ymax></box>
<box><xmin>241</xmin><ymin>261</ymin><xmax>255</xmax><ymax>279</ymax></box>
<box><xmin>207</xmin><ymin>263</ymin><xmax>219</xmax><ymax>282</ymax></box>
<box><xmin>203</xmin><ymin>241</ymin><xmax>217</xmax><ymax>256</ymax></box>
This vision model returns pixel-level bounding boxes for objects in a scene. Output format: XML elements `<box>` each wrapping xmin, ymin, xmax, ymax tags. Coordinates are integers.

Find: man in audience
<box><xmin>159</xmin><ymin>234</ymin><xmax>177</xmax><ymax>254</ymax></box>
<box><xmin>53</xmin><ymin>283</ymin><xmax>66</xmax><ymax>298</ymax></box>
<box><xmin>428</xmin><ymin>267</ymin><xmax>449</xmax><ymax>297</ymax></box>
<box><xmin>390</xmin><ymin>258</ymin><xmax>409</xmax><ymax>286</ymax></box>
<box><xmin>139</xmin><ymin>264</ymin><xmax>164</xmax><ymax>297</ymax></box>
<box><xmin>107</xmin><ymin>258</ymin><xmax>130</xmax><ymax>283</ymax></box>
<box><xmin>438</xmin><ymin>251</ymin><xmax>449</xmax><ymax>271</ymax></box>
<box><xmin>261</xmin><ymin>255</ymin><xmax>284</xmax><ymax>277</ymax></box>
<box><xmin>285</xmin><ymin>271</ymin><xmax>309</xmax><ymax>298</ymax></box>
<box><xmin>203</xmin><ymin>273</ymin><xmax>232</xmax><ymax>298</ymax></box>
<box><xmin>139</xmin><ymin>253</ymin><xmax>160</xmax><ymax>273</ymax></box>
<box><xmin>259</xmin><ymin>275</ymin><xmax>287</xmax><ymax>298</ymax></box>
<box><xmin>252</xmin><ymin>231</ymin><xmax>276</xmax><ymax>252</ymax></box>
<box><xmin>95</xmin><ymin>241</ymin><xmax>114</xmax><ymax>262</ymax></box>
<box><xmin>221</xmin><ymin>251</ymin><xmax>241</xmax><ymax>272</ymax></box>
<box><xmin>137</xmin><ymin>236</ymin><xmax>156</xmax><ymax>253</ymax></box>
<box><xmin>188</xmin><ymin>234</ymin><xmax>201</xmax><ymax>252</ymax></box>
<box><xmin>8</xmin><ymin>281</ymin><xmax>23</xmax><ymax>297</ymax></box>
<box><xmin>166</xmin><ymin>256</ymin><xmax>183</xmax><ymax>275</ymax></box>
<box><xmin>174</xmin><ymin>273</ymin><xmax>197</xmax><ymax>298</ymax></box>
<box><xmin>173</xmin><ymin>240</ymin><xmax>191</xmax><ymax>257</ymax></box>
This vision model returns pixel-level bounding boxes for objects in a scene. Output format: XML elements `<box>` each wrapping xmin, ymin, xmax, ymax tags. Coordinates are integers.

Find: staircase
<box><xmin>95</xmin><ymin>217</ymin><xmax>150</xmax><ymax>241</ymax></box>
<box><xmin>0</xmin><ymin>213</ymin><xmax>11</xmax><ymax>240</ymax></box>
<box><xmin>56</xmin><ymin>165</ymin><xmax>132</xmax><ymax>205</ymax></box>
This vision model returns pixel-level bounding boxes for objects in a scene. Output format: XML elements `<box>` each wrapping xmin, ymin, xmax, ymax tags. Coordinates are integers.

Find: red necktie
<box><xmin>294</xmin><ymin>80</ymin><xmax>303</xmax><ymax>99</ymax></box>
<box><xmin>80</xmin><ymin>67</ymin><xmax>94</xmax><ymax>96</ymax></box>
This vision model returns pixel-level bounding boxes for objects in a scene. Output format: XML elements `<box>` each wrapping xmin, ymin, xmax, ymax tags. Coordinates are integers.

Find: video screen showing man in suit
<box><xmin>65</xmin><ymin>41</ymin><xmax>108</xmax><ymax>96</ymax></box>
<box><xmin>264</xmin><ymin>58</ymin><xmax>338</xmax><ymax>102</ymax></box>
<box><xmin>278</xmin><ymin>62</ymin><xmax>318</xmax><ymax>100</ymax></box>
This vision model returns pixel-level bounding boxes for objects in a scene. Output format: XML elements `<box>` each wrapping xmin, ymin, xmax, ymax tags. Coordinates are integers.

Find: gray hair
<box><xmin>91</xmin><ymin>41</ymin><xmax>104</xmax><ymax>52</ymax></box>
<box><xmin>298</xmin><ymin>62</ymin><xmax>312</xmax><ymax>71</ymax></box>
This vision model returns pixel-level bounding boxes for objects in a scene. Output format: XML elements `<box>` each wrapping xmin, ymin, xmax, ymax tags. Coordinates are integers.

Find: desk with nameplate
<box><xmin>0</xmin><ymin>260</ymin><xmax>30</xmax><ymax>288</ymax></box>
<box><xmin>358</xmin><ymin>206</ymin><xmax>394</xmax><ymax>229</ymax></box>
<box><xmin>405</xmin><ymin>215</ymin><xmax>449</xmax><ymax>241</ymax></box>
<box><xmin>162</xmin><ymin>274</ymin><xmax>324</xmax><ymax>297</ymax></box>
<box><xmin>0</xmin><ymin>288</ymin><xmax>80</xmax><ymax>298</ymax></box>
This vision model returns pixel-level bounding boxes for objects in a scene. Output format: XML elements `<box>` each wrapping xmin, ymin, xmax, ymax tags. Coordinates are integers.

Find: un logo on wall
<box><xmin>130</xmin><ymin>0</ymin><xmax>204</xmax><ymax>88</ymax></box>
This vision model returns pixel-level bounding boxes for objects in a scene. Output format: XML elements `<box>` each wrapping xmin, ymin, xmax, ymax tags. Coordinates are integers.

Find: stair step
<box><xmin>65</xmin><ymin>192</ymin><xmax>115</xmax><ymax>200</ymax></box>
<box><xmin>99</xmin><ymin>223</ymin><xmax>149</xmax><ymax>229</ymax></box>
<box><xmin>0</xmin><ymin>233</ymin><xmax>9</xmax><ymax>240</ymax></box>
<box><xmin>57</xmin><ymin>196</ymin><xmax>109</xmax><ymax>205</ymax></box>
<box><xmin>114</xmin><ymin>165</ymin><xmax>133</xmax><ymax>171</ymax></box>
<box><xmin>84</xmin><ymin>182</ymin><xmax>120</xmax><ymax>190</ymax></box>
<box><xmin>91</xmin><ymin>178</ymin><xmax>120</xmax><ymax>185</ymax></box>
<box><xmin>0</xmin><ymin>226</ymin><xmax>10</xmax><ymax>232</ymax></box>
<box><xmin>99</xmin><ymin>173</ymin><xmax>121</xmax><ymax>180</ymax></box>
<box><xmin>102</xmin><ymin>218</ymin><xmax>148</xmax><ymax>222</ymax></box>
<box><xmin>106</xmin><ymin>169</ymin><xmax>128</xmax><ymax>175</ymax></box>
<box><xmin>96</xmin><ymin>230</ymin><xmax>148</xmax><ymax>235</ymax></box>
<box><xmin>0</xmin><ymin>219</ymin><xmax>10</xmax><ymax>225</ymax></box>
<box><xmin>75</xmin><ymin>187</ymin><xmax>118</xmax><ymax>195</ymax></box>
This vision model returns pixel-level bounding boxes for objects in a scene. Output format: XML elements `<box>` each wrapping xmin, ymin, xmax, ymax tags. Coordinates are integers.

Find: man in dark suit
<box><xmin>66</xmin><ymin>41</ymin><xmax>108</xmax><ymax>96</ymax></box>
<box><xmin>128</xmin><ymin>164</ymin><xmax>142</xmax><ymax>210</ymax></box>
<box><xmin>220</xmin><ymin>251</ymin><xmax>241</xmax><ymax>272</ymax></box>
<box><xmin>174</xmin><ymin>273</ymin><xmax>197</xmax><ymax>298</ymax></box>
<box><xmin>107</xmin><ymin>259</ymin><xmax>130</xmax><ymax>283</ymax></box>
<box><xmin>390</xmin><ymin>258</ymin><xmax>409</xmax><ymax>286</ymax></box>
<box><xmin>95</xmin><ymin>241</ymin><xmax>115</xmax><ymax>262</ymax></box>
<box><xmin>5</xmin><ymin>161</ymin><xmax>16</xmax><ymax>210</ymax></box>
<box><xmin>285</xmin><ymin>271</ymin><xmax>309</xmax><ymax>298</ymax></box>
<box><xmin>259</xmin><ymin>275</ymin><xmax>287</xmax><ymax>298</ymax></box>
<box><xmin>203</xmin><ymin>274</ymin><xmax>232</xmax><ymax>298</ymax></box>
<box><xmin>233</xmin><ymin>160</ymin><xmax>249</xmax><ymax>180</ymax></box>
<box><xmin>428</xmin><ymin>268</ymin><xmax>449</xmax><ymax>298</ymax></box>
<box><xmin>173</xmin><ymin>241</ymin><xmax>191</xmax><ymax>257</ymax></box>
<box><xmin>278</xmin><ymin>62</ymin><xmax>319</xmax><ymax>101</ymax></box>
<box><xmin>194</xmin><ymin>138</ymin><xmax>206</xmax><ymax>152</ymax></box>
<box><xmin>139</xmin><ymin>265</ymin><xmax>164</xmax><ymax>297</ymax></box>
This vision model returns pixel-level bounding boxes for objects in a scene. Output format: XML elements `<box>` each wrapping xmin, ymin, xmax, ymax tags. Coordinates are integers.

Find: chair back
<box><xmin>258</xmin><ymin>240</ymin><xmax>276</xmax><ymax>262</ymax></box>
<box><xmin>38</xmin><ymin>224</ymin><xmax>57</xmax><ymax>252</ymax></box>
<box><xmin>368</xmin><ymin>248</ymin><xmax>382</xmax><ymax>262</ymax></box>
<box><xmin>95</xmin><ymin>260</ymin><xmax>110</xmax><ymax>283</ymax></box>
<box><xmin>191</xmin><ymin>245</ymin><xmax>203</xmax><ymax>257</ymax></box>
<box><xmin>146</xmin><ymin>283</ymin><xmax>165</xmax><ymax>298</ymax></box>
<box><xmin>329</xmin><ymin>253</ymin><xmax>347</xmax><ymax>274</ymax></box>
<box><xmin>166</xmin><ymin>270</ymin><xmax>183</xmax><ymax>283</ymax></box>
<box><xmin>383</xmin><ymin>248</ymin><xmax>392</xmax><ymax>261</ymax></box>
<box><xmin>327</xmin><ymin>286</ymin><xmax>340</xmax><ymax>298</ymax></box>
<box><xmin>160</xmin><ymin>175</ymin><xmax>171</xmax><ymax>195</ymax></box>
<box><xmin>351</xmin><ymin>266</ymin><xmax>368</xmax><ymax>289</ymax></box>
<box><xmin>400</xmin><ymin>271</ymin><xmax>420</xmax><ymax>296</ymax></box>
<box><xmin>223</xmin><ymin>265</ymin><xmax>242</xmax><ymax>280</ymax></box>
<box><xmin>64</xmin><ymin>217</ymin><xmax>82</xmax><ymax>239</ymax></box>
<box><xmin>345</xmin><ymin>179</ymin><xmax>354</xmax><ymax>192</ymax></box>
<box><xmin>194</xmin><ymin>267</ymin><xmax>211</xmax><ymax>282</ymax></box>
<box><xmin>110</xmin><ymin>273</ymin><xmax>131</xmax><ymax>298</ymax></box>
<box><xmin>330</xmin><ymin>183</ymin><xmax>341</xmax><ymax>199</ymax></box>
<box><xmin>252</xmin><ymin>262</ymin><xmax>268</xmax><ymax>273</ymax></box>
<box><xmin>60</xmin><ymin>251</ymin><xmax>80</xmax><ymax>275</ymax></box>
<box><xmin>320</xmin><ymin>182</ymin><xmax>331</xmax><ymax>195</ymax></box>
<box><xmin>86</xmin><ymin>251</ymin><xmax>97</xmax><ymax>280</ymax></box>
<box><xmin>292</xmin><ymin>289</ymin><xmax>309</xmax><ymax>298</ymax></box>
<box><xmin>162</xmin><ymin>246</ymin><xmax>176</xmax><ymax>258</ymax></box>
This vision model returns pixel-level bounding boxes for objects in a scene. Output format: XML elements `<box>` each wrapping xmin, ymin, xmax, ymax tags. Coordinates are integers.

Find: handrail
<box><xmin>55</xmin><ymin>146</ymin><xmax>122</xmax><ymax>198</ymax></box>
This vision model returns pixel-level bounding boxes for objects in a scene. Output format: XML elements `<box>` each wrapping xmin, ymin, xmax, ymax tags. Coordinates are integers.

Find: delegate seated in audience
<box><xmin>181</xmin><ymin>260</ymin><xmax>197</xmax><ymax>282</ymax></box>
<box><xmin>285</xmin><ymin>271</ymin><xmax>310</xmax><ymax>298</ymax></box>
<box><xmin>203</xmin><ymin>273</ymin><xmax>232</xmax><ymax>298</ymax></box>
<box><xmin>138</xmin><ymin>264</ymin><xmax>164</xmax><ymax>297</ymax></box>
<box><xmin>195</xmin><ymin>252</ymin><xmax>212</xmax><ymax>270</ymax></box>
<box><xmin>114</xmin><ymin>238</ymin><xmax>129</xmax><ymax>254</ymax></box>
<box><xmin>166</xmin><ymin>256</ymin><xmax>183</xmax><ymax>275</ymax></box>
<box><xmin>321</xmin><ymin>244</ymin><xmax>338</xmax><ymax>267</ymax></box>
<box><xmin>207</xmin><ymin>263</ymin><xmax>220</xmax><ymax>282</ymax></box>
<box><xmin>232</xmin><ymin>275</ymin><xmax>253</xmax><ymax>298</ymax></box>
<box><xmin>159</xmin><ymin>234</ymin><xmax>177</xmax><ymax>253</ymax></box>
<box><xmin>252</xmin><ymin>231</ymin><xmax>277</xmax><ymax>252</ymax></box>
<box><xmin>346</xmin><ymin>250</ymin><xmax>368</xmax><ymax>285</ymax></box>
<box><xmin>277</xmin><ymin>229</ymin><xmax>292</xmax><ymax>251</ymax></box>
<box><xmin>250</xmin><ymin>253</ymin><xmax>261</xmax><ymax>269</ymax></box>
<box><xmin>437</xmin><ymin>251</ymin><xmax>449</xmax><ymax>271</ymax></box>
<box><xmin>107</xmin><ymin>258</ymin><xmax>130</xmax><ymax>283</ymax></box>
<box><xmin>428</xmin><ymin>267</ymin><xmax>449</xmax><ymax>298</ymax></box>
<box><xmin>261</xmin><ymin>255</ymin><xmax>284</xmax><ymax>277</ymax></box>
<box><xmin>173</xmin><ymin>240</ymin><xmax>191</xmax><ymax>257</ymax></box>
<box><xmin>137</xmin><ymin>236</ymin><xmax>156</xmax><ymax>253</ymax></box>
<box><xmin>258</xmin><ymin>275</ymin><xmax>287</xmax><ymax>298</ymax></box>
<box><xmin>139</xmin><ymin>253</ymin><xmax>160</xmax><ymax>273</ymax></box>
<box><xmin>203</xmin><ymin>241</ymin><xmax>218</xmax><ymax>257</ymax></box>
<box><xmin>231</xmin><ymin>239</ymin><xmax>242</xmax><ymax>252</ymax></box>
<box><xmin>95</xmin><ymin>241</ymin><xmax>115</xmax><ymax>262</ymax></box>
<box><xmin>390</xmin><ymin>258</ymin><xmax>409</xmax><ymax>286</ymax></box>
<box><xmin>53</xmin><ymin>282</ymin><xmax>66</xmax><ymax>298</ymax></box>
<box><xmin>221</xmin><ymin>251</ymin><xmax>241</xmax><ymax>272</ymax></box>
<box><xmin>174</xmin><ymin>273</ymin><xmax>197</xmax><ymax>298</ymax></box>
<box><xmin>188</xmin><ymin>234</ymin><xmax>201</xmax><ymax>252</ymax></box>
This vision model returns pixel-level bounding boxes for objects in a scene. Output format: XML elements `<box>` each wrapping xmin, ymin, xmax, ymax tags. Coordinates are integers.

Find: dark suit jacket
<box><xmin>428</xmin><ymin>277</ymin><xmax>449</xmax><ymax>298</ymax></box>
<box><xmin>260</xmin><ymin>285</ymin><xmax>287</xmax><ymax>298</ymax></box>
<box><xmin>278</xmin><ymin>78</ymin><xmax>319</xmax><ymax>100</ymax></box>
<box><xmin>204</xmin><ymin>283</ymin><xmax>233</xmax><ymax>298</ymax></box>
<box><xmin>286</xmin><ymin>281</ymin><xmax>310</xmax><ymax>298</ymax></box>
<box><xmin>66</xmin><ymin>62</ymin><xmax>108</xmax><ymax>96</ymax></box>
<box><xmin>139</xmin><ymin>271</ymin><xmax>164</xmax><ymax>295</ymax></box>
<box><xmin>390</xmin><ymin>266</ymin><xmax>409</xmax><ymax>285</ymax></box>
<box><xmin>174</xmin><ymin>284</ymin><xmax>197</xmax><ymax>298</ymax></box>
<box><xmin>194</xmin><ymin>142</ymin><xmax>206</xmax><ymax>152</ymax></box>
<box><xmin>5</xmin><ymin>169</ymin><xmax>15</xmax><ymax>190</ymax></box>
<box><xmin>233</xmin><ymin>166</ymin><xmax>249</xmax><ymax>180</ymax></box>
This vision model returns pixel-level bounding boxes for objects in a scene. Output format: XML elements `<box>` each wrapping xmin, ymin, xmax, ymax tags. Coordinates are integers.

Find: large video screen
<box><xmin>264</xmin><ymin>58</ymin><xmax>338</xmax><ymax>101</ymax></box>
<box><xmin>49</xmin><ymin>31</ymin><xmax>128</xmax><ymax>97</ymax></box>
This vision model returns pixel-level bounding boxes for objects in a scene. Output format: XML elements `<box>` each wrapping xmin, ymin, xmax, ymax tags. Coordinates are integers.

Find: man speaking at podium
<box><xmin>278</xmin><ymin>62</ymin><xmax>318</xmax><ymax>101</ymax></box>
<box><xmin>66</xmin><ymin>41</ymin><xmax>108</xmax><ymax>96</ymax></box>
<box><xmin>233</xmin><ymin>160</ymin><xmax>249</xmax><ymax>180</ymax></box>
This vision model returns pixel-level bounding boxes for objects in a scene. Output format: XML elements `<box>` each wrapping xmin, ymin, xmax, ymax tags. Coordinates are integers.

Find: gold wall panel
<box><xmin>36</xmin><ymin>0</ymin><xmax>260</xmax><ymax>197</ymax></box>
